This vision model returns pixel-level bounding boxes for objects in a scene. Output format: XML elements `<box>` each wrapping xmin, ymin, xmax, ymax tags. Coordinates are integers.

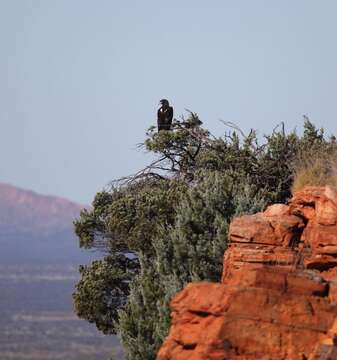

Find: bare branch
<box><xmin>219</xmin><ymin>119</ymin><xmax>248</xmax><ymax>139</ymax></box>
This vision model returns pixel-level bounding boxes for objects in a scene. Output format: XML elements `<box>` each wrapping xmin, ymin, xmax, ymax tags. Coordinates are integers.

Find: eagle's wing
<box><xmin>168</xmin><ymin>107</ymin><xmax>173</xmax><ymax>124</ymax></box>
<box><xmin>166</xmin><ymin>106</ymin><xmax>173</xmax><ymax>130</ymax></box>
<box><xmin>157</xmin><ymin>108</ymin><xmax>165</xmax><ymax>131</ymax></box>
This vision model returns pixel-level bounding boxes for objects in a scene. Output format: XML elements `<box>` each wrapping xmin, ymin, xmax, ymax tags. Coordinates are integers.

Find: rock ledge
<box><xmin>157</xmin><ymin>186</ymin><xmax>337</xmax><ymax>360</ymax></box>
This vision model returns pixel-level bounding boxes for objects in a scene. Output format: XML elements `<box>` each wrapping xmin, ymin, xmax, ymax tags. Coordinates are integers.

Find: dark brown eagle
<box><xmin>157</xmin><ymin>99</ymin><xmax>173</xmax><ymax>131</ymax></box>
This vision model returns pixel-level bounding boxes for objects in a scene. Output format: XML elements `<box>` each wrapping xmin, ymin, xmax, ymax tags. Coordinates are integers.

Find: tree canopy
<box><xmin>73</xmin><ymin>115</ymin><xmax>336</xmax><ymax>359</ymax></box>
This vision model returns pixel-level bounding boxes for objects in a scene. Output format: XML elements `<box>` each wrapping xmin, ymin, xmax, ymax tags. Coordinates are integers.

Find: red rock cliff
<box><xmin>157</xmin><ymin>186</ymin><xmax>337</xmax><ymax>360</ymax></box>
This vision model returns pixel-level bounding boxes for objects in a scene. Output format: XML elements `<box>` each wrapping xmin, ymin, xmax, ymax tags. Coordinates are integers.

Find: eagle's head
<box><xmin>159</xmin><ymin>99</ymin><xmax>170</xmax><ymax>107</ymax></box>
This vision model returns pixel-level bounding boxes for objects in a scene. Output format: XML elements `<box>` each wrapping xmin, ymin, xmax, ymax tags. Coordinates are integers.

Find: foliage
<box><xmin>73</xmin><ymin>255</ymin><xmax>137</xmax><ymax>334</ymax></box>
<box><xmin>116</xmin><ymin>255</ymin><xmax>164</xmax><ymax>360</ymax></box>
<box><xmin>291</xmin><ymin>117</ymin><xmax>337</xmax><ymax>192</ymax></box>
<box><xmin>73</xmin><ymin>114</ymin><xmax>336</xmax><ymax>358</ymax></box>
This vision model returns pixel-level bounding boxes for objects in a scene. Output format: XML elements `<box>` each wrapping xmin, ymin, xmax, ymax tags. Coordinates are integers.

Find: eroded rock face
<box><xmin>157</xmin><ymin>186</ymin><xmax>337</xmax><ymax>360</ymax></box>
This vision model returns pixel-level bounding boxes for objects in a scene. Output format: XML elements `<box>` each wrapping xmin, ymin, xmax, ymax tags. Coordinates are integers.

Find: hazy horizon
<box><xmin>2</xmin><ymin>1</ymin><xmax>337</xmax><ymax>203</ymax></box>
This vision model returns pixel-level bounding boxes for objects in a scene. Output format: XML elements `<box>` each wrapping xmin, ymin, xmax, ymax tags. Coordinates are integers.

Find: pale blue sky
<box><xmin>1</xmin><ymin>1</ymin><xmax>337</xmax><ymax>204</ymax></box>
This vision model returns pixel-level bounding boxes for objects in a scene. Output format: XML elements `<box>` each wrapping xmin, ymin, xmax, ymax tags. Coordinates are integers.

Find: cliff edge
<box><xmin>157</xmin><ymin>186</ymin><xmax>337</xmax><ymax>360</ymax></box>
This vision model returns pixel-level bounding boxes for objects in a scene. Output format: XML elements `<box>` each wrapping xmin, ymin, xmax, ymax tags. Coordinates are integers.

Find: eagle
<box><xmin>157</xmin><ymin>99</ymin><xmax>173</xmax><ymax>131</ymax></box>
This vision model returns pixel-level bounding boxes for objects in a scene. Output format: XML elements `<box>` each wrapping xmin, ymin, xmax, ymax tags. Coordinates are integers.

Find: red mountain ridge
<box><xmin>0</xmin><ymin>182</ymin><xmax>84</xmax><ymax>236</ymax></box>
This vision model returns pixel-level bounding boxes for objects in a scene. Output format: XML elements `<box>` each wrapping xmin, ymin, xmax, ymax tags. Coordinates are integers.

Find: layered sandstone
<box><xmin>157</xmin><ymin>186</ymin><xmax>337</xmax><ymax>360</ymax></box>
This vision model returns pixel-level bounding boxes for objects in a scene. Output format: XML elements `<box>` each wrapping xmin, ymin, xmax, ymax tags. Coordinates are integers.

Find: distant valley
<box><xmin>0</xmin><ymin>182</ymin><xmax>89</xmax><ymax>265</ymax></box>
<box><xmin>0</xmin><ymin>183</ymin><xmax>121</xmax><ymax>360</ymax></box>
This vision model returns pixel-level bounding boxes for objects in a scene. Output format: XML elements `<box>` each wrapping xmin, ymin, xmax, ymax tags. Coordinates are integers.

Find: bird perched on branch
<box><xmin>157</xmin><ymin>99</ymin><xmax>173</xmax><ymax>131</ymax></box>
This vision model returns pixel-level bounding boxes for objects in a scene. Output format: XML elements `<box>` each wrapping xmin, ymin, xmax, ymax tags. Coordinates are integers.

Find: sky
<box><xmin>1</xmin><ymin>1</ymin><xmax>337</xmax><ymax>204</ymax></box>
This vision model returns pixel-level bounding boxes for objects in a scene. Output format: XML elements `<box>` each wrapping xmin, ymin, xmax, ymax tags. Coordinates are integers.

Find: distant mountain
<box><xmin>0</xmin><ymin>183</ymin><xmax>92</xmax><ymax>264</ymax></box>
<box><xmin>0</xmin><ymin>183</ymin><xmax>84</xmax><ymax>236</ymax></box>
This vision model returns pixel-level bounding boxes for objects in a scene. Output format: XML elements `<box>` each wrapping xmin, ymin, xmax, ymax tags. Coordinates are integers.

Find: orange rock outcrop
<box><xmin>157</xmin><ymin>186</ymin><xmax>337</xmax><ymax>360</ymax></box>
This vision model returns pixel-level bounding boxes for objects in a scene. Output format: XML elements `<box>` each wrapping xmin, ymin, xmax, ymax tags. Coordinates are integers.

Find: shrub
<box><xmin>291</xmin><ymin>118</ymin><xmax>337</xmax><ymax>192</ymax></box>
<box><xmin>292</xmin><ymin>153</ymin><xmax>337</xmax><ymax>192</ymax></box>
